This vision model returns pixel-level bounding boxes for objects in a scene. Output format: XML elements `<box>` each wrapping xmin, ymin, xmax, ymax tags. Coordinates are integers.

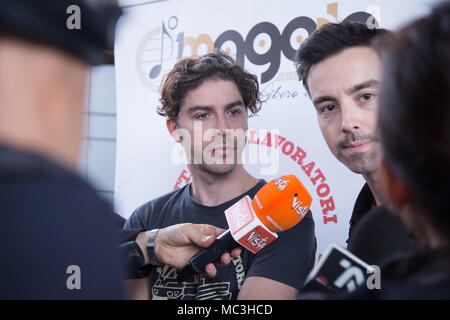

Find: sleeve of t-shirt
<box><xmin>124</xmin><ymin>203</ymin><xmax>149</xmax><ymax>230</ymax></box>
<box><xmin>245</xmin><ymin>210</ymin><xmax>316</xmax><ymax>292</ymax></box>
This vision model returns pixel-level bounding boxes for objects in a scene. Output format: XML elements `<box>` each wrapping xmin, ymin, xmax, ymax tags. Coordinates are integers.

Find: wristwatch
<box><xmin>146</xmin><ymin>229</ymin><xmax>162</xmax><ymax>266</ymax></box>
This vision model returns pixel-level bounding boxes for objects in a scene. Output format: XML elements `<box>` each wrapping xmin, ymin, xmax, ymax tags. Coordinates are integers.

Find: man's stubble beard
<box><xmin>338</xmin><ymin>142</ymin><xmax>382</xmax><ymax>176</ymax></box>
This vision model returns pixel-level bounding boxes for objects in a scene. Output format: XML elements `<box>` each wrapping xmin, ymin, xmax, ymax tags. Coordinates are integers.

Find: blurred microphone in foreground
<box><xmin>299</xmin><ymin>208</ymin><xmax>414</xmax><ymax>299</ymax></box>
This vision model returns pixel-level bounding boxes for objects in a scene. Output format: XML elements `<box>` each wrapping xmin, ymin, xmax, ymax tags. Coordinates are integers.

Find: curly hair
<box><xmin>157</xmin><ymin>51</ymin><xmax>262</xmax><ymax>120</ymax></box>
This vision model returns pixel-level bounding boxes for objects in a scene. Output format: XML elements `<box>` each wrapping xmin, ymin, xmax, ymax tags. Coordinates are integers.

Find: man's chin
<box><xmin>197</xmin><ymin>163</ymin><xmax>238</xmax><ymax>175</ymax></box>
<box><xmin>343</xmin><ymin>158</ymin><xmax>379</xmax><ymax>175</ymax></box>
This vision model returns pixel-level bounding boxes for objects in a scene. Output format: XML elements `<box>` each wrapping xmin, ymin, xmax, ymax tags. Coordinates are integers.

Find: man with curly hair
<box><xmin>124</xmin><ymin>51</ymin><xmax>316</xmax><ymax>300</ymax></box>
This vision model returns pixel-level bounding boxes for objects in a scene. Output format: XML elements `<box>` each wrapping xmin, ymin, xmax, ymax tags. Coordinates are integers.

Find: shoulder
<box><xmin>278</xmin><ymin>210</ymin><xmax>316</xmax><ymax>246</ymax></box>
<box><xmin>0</xmin><ymin>169</ymin><xmax>113</xmax><ymax>225</ymax></box>
<box><xmin>243</xmin><ymin>179</ymin><xmax>266</xmax><ymax>200</ymax></box>
<box><xmin>0</xmin><ymin>170</ymin><xmax>123</xmax><ymax>298</ymax></box>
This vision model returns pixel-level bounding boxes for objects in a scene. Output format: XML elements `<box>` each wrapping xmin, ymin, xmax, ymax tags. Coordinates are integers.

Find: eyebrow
<box><xmin>187</xmin><ymin>105</ymin><xmax>214</xmax><ymax>114</ymax></box>
<box><xmin>312</xmin><ymin>79</ymin><xmax>379</xmax><ymax>107</ymax></box>
<box><xmin>313</xmin><ymin>95</ymin><xmax>336</xmax><ymax>107</ymax></box>
<box><xmin>345</xmin><ymin>79</ymin><xmax>379</xmax><ymax>95</ymax></box>
<box><xmin>187</xmin><ymin>100</ymin><xmax>244</xmax><ymax>113</ymax></box>
<box><xmin>225</xmin><ymin>100</ymin><xmax>245</xmax><ymax>110</ymax></box>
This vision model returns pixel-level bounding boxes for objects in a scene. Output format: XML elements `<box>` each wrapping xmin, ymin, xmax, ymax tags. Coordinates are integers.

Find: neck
<box><xmin>0</xmin><ymin>94</ymin><xmax>80</xmax><ymax>171</ymax></box>
<box><xmin>363</xmin><ymin>170</ymin><xmax>385</xmax><ymax>207</ymax></box>
<box><xmin>188</xmin><ymin>164</ymin><xmax>259</xmax><ymax>206</ymax></box>
<box><xmin>0</xmin><ymin>39</ymin><xmax>86</xmax><ymax>171</ymax></box>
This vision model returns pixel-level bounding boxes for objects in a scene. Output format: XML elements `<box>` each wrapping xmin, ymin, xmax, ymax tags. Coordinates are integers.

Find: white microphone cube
<box><xmin>224</xmin><ymin>195</ymin><xmax>278</xmax><ymax>254</ymax></box>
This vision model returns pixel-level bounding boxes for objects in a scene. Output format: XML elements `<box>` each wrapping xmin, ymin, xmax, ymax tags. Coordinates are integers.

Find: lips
<box><xmin>341</xmin><ymin>140</ymin><xmax>372</xmax><ymax>152</ymax></box>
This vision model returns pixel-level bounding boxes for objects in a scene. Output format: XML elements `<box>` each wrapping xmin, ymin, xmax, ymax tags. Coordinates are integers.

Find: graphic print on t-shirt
<box><xmin>151</xmin><ymin>256</ymin><xmax>245</xmax><ymax>300</ymax></box>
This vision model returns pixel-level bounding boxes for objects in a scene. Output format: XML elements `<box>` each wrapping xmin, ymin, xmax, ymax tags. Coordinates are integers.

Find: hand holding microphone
<box><xmin>177</xmin><ymin>175</ymin><xmax>312</xmax><ymax>282</ymax></box>
<box><xmin>153</xmin><ymin>223</ymin><xmax>242</xmax><ymax>274</ymax></box>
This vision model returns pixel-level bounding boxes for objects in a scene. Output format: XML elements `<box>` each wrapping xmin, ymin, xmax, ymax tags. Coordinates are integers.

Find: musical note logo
<box><xmin>136</xmin><ymin>16</ymin><xmax>184</xmax><ymax>92</ymax></box>
<box><xmin>149</xmin><ymin>23</ymin><xmax>173</xmax><ymax>79</ymax></box>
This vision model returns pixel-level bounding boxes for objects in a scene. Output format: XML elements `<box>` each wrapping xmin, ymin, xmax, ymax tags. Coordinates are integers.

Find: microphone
<box><xmin>177</xmin><ymin>175</ymin><xmax>312</xmax><ymax>282</ymax></box>
<box><xmin>300</xmin><ymin>244</ymin><xmax>378</xmax><ymax>298</ymax></box>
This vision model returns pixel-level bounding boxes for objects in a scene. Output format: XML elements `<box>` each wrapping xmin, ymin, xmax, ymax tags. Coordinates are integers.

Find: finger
<box><xmin>230</xmin><ymin>247</ymin><xmax>242</xmax><ymax>258</ymax></box>
<box><xmin>204</xmin><ymin>263</ymin><xmax>217</xmax><ymax>278</ymax></box>
<box><xmin>181</xmin><ymin>224</ymin><xmax>217</xmax><ymax>248</ymax></box>
<box><xmin>216</xmin><ymin>252</ymin><xmax>231</xmax><ymax>267</ymax></box>
<box><xmin>201</xmin><ymin>235</ymin><xmax>217</xmax><ymax>248</ymax></box>
<box><xmin>196</xmin><ymin>224</ymin><xmax>226</xmax><ymax>238</ymax></box>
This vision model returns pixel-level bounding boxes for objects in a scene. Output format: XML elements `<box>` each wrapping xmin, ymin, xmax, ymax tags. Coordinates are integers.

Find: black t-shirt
<box><xmin>125</xmin><ymin>180</ymin><xmax>317</xmax><ymax>300</ymax></box>
<box><xmin>347</xmin><ymin>183</ymin><xmax>375</xmax><ymax>245</ymax></box>
<box><xmin>0</xmin><ymin>145</ymin><xmax>124</xmax><ymax>299</ymax></box>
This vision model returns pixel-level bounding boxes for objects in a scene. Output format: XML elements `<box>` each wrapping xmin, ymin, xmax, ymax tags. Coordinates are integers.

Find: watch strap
<box><xmin>146</xmin><ymin>229</ymin><xmax>162</xmax><ymax>266</ymax></box>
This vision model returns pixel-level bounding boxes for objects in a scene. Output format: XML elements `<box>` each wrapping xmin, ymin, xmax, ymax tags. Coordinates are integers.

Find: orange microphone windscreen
<box><xmin>251</xmin><ymin>175</ymin><xmax>312</xmax><ymax>232</ymax></box>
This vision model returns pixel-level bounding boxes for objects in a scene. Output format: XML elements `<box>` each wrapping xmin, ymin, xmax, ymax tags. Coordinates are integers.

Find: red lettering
<box><xmin>248</xmin><ymin>129</ymin><xmax>259</xmax><ymax>144</ymax></box>
<box><xmin>173</xmin><ymin>169</ymin><xmax>191</xmax><ymax>190</ymax></box>
<box><xmin>316</xmin><ymin>183</ymin><xmax>330</xmax><ymax>197</ymax></box>
<box><xmin>272</xmin><ymin>134</ymin><xmax>286</xmax><ymax>149</ymax></box>
<box><xmin>301</xmin><ymin>161</ymin><xmax>315</xmax><ymax>177</ymax></box>
<box><xmin>320</xmin><ymin>196</ymin><xmax>335</xmax><ymax>214</ymax></box>
<box><xmin>310</xmin><ymin>168</ymin><xmax>326</xmax><ymax>185</ymax></box>
<box><xmin>282</xmin><ymin>141</ymin><xmax>295</xmax><ymax>155</ymax></box>
<box><xmin>323</xmin><ymin>214</ymin><xmax>338</xmax><ymax>224</ymax></box>
<box><xmin>290</xmin><ymin>146</ymin><xmax>307</xmax><ymax>165</ymax></box>
<box><xmin>260</xmin><ymin>132</ymin><xmax>272</xmax><ymax>147</ymax></box>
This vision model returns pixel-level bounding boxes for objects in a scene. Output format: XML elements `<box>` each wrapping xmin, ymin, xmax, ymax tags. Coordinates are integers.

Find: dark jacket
<box><xmin>0</xmin><ymin>145</ymin><xmax>124</xmax><ymax>299</ymax></box>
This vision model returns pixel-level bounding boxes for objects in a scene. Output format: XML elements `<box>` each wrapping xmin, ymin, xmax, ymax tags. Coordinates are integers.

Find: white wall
<box><xmin>78</xmin><ymin>66</ymin><xmax>117</xmax><ymax>206</ymax></box>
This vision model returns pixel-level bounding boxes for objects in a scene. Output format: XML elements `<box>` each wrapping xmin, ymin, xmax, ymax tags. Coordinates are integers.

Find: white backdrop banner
<box><xmin>114</xmin><ymin>0</ymin><xmax>431</xmax><ymax>258</ymax></box>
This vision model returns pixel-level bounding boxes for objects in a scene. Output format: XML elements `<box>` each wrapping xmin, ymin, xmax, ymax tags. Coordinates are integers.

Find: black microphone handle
<box><xmin>177</xmin><ymin>229</ymin><xmax>238</xmax><ymax>283</ymax></box>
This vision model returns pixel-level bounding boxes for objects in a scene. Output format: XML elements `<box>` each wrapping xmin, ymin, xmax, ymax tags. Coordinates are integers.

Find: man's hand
<box><xmin>135</xmin><ymin>223</ymin><xmax>241</xmax><ymax>278</ymax></box>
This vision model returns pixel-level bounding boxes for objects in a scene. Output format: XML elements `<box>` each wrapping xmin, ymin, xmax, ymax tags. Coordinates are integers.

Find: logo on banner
<box><xmin>136</xmin><ymin>3</ymin><xmax>380</xmax><ymax>92</ymax></box>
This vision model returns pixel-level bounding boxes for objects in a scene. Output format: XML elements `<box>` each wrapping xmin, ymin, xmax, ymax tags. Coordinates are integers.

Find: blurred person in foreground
<box><xmin>350</xmin><ymin>1</ymin><xmax>450</xmax><ymax>299</ymax></box>
<box><xmin>0</xmin><ymin>0</ymin><xmax>239</xmax><ymax>299</ymax></box>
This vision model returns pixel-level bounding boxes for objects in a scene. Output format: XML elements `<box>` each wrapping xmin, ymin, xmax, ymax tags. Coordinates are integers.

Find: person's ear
<box><xmin>167</xmin><ymin>119</ymin><xmax>183</xmax><ymax>143</ymax></box>
<box><xmin>379</xmin><ymin>157</ymin><xmax>411</xmax><ymax>213</ymax></box>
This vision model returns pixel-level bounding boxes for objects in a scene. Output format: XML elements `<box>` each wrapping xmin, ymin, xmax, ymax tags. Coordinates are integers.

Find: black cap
<box><xmin>0</xmin><ymin>0</ymin><xmax>122</xmax><ymax>65</ymax></box>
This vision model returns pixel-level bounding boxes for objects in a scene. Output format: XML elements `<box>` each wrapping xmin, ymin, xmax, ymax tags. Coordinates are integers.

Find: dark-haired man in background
<box><xmin>294</xmin><ymin>22</ymin><xmax>389</xmax><ymax>247</ymax></box>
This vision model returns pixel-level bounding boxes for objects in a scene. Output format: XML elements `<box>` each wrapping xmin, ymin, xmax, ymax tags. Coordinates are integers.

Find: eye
<box><xmin>360</xmin><ymin>93</ymin><xmax>375</xmax><ymax>103</ymax></box>
<box><xmin>320</xmin><ymin>104</ymin><xmax>336</xmax><ymax>114</ymax></box>
<box><xmin>228</xmin><ymin>108</ymin><xmax>242</xmax><ymax>117</ymax></box>
<box><xmin>195</xmin><ymin>113</ymin><xmax>210</xmax><ymax>120</ymax></box>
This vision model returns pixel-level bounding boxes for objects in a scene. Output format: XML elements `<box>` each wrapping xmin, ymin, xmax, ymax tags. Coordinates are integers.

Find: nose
<box><xmin>341</xmin><ymin>104</ymin><xmax>361</xmax><ymax>133</ymax></box>
<box><xmin>215</xmin><ymin>114</ymin><xmax>229</xmax><ymax>137</ymax></box>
